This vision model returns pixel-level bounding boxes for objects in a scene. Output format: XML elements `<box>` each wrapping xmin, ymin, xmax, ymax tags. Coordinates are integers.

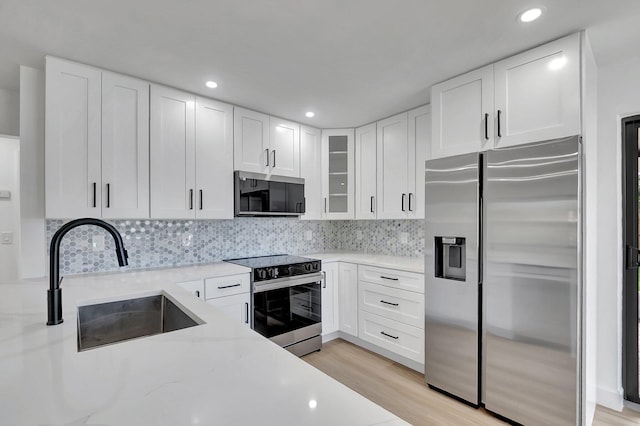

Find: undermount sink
<box><xmin>77</xmin><ymin>293</ymin><xmax>203</xmax><ymax>351</ymax></box>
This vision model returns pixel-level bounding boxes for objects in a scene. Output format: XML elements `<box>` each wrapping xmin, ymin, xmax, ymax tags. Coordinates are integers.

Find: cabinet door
<box><xmin>176</xmin><ymin>280</ymin><xmax>205</xmax><ymax>300</ymax></box>
<box><xmin>45</xmin><ymin>57</ymin><xmax>102</xmax><ymax>218</ymax></box>
<box><xmin>300</xmin><ymin>126</ymin><xmax>323</xmax><ymax>220</ymax></box>
<box><xmin>269</xmin><ymin>117</ymin><xmax>300</xmax><ymax>177</ymax></box>
<box><xmin>355</xmin><ymin>123</ymin><xmax>377</xmax><ymax>219</ymax></box>
<box><xmin>431</xmin><ymin>65</ymin><xmax>493</xmax><ymax>159</ymax></box>
<box><xmin>338</xmin><ymin>262</ymin><xmax>358</xmax><ymax>337</ymax></box>
<box><xmin>150</xmin><ymin>85</ymin><xmax>196</xmax><ymax>219</ymax></box>
<box><xmin>101</xmin><ymin>72</ymin><xmax>149</xmax><ymax>219</ymax></box>
<box><xmin>321</xmin><ymin>129</ymin><xmax>355</xmax><ymax>219</ymax></box>
<box><xmin>207</xmin><ymin>292</ymin><xmax>251</xmax><ymax>326</ymax></box>
<box><xmin>195</xmin><ymin>97</ymin><xmax>234</xmax><ymax>219</ymax></box>
<box><xmin>321</xmin><ymin>262</ymin><xmax>340</xmax><ymax>336</ymax></box>
<box><xmin>494</xmin><ymin>33</ymin><xmax>580</xmax><ymax>148</ymax></box>
<box><xmin>377</xmin><ymin>113</ymin><xmax>409</xmax><ymax>219</ymax></box>
<box><xmin>233</xmin><ymin>107</ymin><xmax>269</xmax><ymax>174</ymax></box>
<box><xmin>407</xmin><ymin>105</ymin><xmax>431</xmax><ymax>219</ymax></box>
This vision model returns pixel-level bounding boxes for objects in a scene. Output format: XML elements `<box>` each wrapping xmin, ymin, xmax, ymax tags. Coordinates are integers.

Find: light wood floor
<box><xmin>302</xmin><ymin>339</ymin><xmax>640</xmax><ymax>426</ymax></box>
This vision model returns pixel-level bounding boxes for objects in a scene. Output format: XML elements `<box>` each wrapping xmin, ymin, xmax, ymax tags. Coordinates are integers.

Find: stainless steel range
<box><xmin>225</xmin><ymin>255</ymin><xmax>322</xmax><ymax>356</ymax></box>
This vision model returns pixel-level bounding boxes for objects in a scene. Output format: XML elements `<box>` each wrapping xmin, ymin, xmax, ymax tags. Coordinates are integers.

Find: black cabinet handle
<box><xmin>401</xmin><ymin>193</ymin><xmax>406</xmax><ymax>212</ymax></box>
<box><xmin>497</xmin><ymin>110</ymin><xmax>502</xmax><ymax>138</ymax></box>
<box><xmin>199</xmin><ymin>189</ymin><xmax>203</xmax><ymax>210</ymax></box>
<box><xmin>245</xmin><ymin>302</ymin><xmax>249</xmax><ymax>324</ymax></box>
<box><xmin>106</xmin><ymin>183</ymin><xmax>110</xmax><ymax>208</ymax></box>
<box><xmin>195</xmin><ymin>290</ymin><xmax>200</xmax><ymax>298</ymax></box>
<box><xmin>324</xmin><ymin>197</ymin><xmax>327</xmax><ymax>213</ymax></box>
<box><xmin>380</xmin><ymin>275</ymin><xmax>399</xmax><ymax>281</ymax></box>
<box><xmin>380</xmin><ymin>331</ymin><xmax>399</xmax><ymax>340</ymax></box>
<box><xmin>484</xmin><ymin>113</ymin><xmax>489</xmax><ymax>140</ymax></box>
<box><xmin>265</xmin><ymin>148</ymin><xmax>270</xmax><ymax>167</ymax></box>
<box><xmin>408</xmin><ymin>193</ymin><xmax>413</xmax><ymax>212</ymax></box>
<box><xmin>322</xmin><ymin>270</ymin><xmax>327</xmax><ymax>288</ymax></box>
<box><xmin>370</xmin><ymin>196</ymin><xmax>375</xmax><ymax>213</ymax></box>
<box><xmin>189</xmin><ymin>189</ymin><xmax>194</xmax><ymax>210</ymax></box>
<box><xmin>272</xmin><ymin>150</ymin><xmax>276</xmax><ymax>168</ymax></box>
<box><xmin>92</xmin><ymin>182</ymin><xmax>97</xmax><ymax>207</ymax></box>
<box><xmin>380</xmin><ymin>300</ymin><xmax>399</xmax><ymax>306</ymax></box>
<box><xmin>217</xmin><ymin>283</ymin><xmax>241</xmax><ymax>289</ymax></box>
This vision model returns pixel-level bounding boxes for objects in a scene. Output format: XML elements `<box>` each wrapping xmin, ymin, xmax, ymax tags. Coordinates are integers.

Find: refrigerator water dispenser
<box><xmin>435</xmin><ymin>237</ymin><xmax>466</xmax><ymax>281</ymax></box>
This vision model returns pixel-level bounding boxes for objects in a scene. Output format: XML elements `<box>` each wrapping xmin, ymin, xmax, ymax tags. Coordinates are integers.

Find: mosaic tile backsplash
<box><xmin>46</xmin><ymin>218</ymin><xmax>425</xmax><ymax>275</ymax></box>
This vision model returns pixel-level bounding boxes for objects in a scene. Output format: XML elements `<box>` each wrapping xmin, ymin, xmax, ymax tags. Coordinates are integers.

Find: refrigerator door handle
<box><xmin>626</xmin><ymin>245</ymin><xmax>640</xmax><ymax>269</ymax></box>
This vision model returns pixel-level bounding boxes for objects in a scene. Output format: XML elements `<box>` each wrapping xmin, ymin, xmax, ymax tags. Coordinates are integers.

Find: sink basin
<box><xmin>77</xmin><ymin>293</ymin><xmax>202</xmax><ymax>351</ymax></box>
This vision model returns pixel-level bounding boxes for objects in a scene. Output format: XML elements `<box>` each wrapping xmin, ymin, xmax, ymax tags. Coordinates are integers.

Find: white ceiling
<box><xmin>1</xmin><ymin>0</ymin><xmax>639</xmax><ymax>128</ymax></box>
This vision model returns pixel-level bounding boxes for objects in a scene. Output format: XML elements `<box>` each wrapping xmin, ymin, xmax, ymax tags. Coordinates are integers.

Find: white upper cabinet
<box><xmin>269</xmin><ymin>117</ymin><xmax>300</xmax><ymax>177</ymax></box>
<box><xmin>150</xmin><ymin>85</ymin><xmax>196</xmax><ymax>219</ymax></box>
<box><xmin>493</xmin><ymin>33</ymin><xmax>580</xmax><ymax>148</ymax></box>
<box><xmin>355</xmin><ymin>123</ymin><xmax>377</xmax><ymax>220</ymax></box>
<box><xmin>431</xmin><ymin>34</ymin><xmax>581</xmax><ymax>158</ymax></box>
<box><xmin>46</xmin><ymin>57</ymin><xmax>102</xmax><ymax>218</ymax></box>
<box><xmin>45</xmin><ymin>57</ymin><xmax>150</xmax><ymax>219</ymax></box>
<box><xmin>408</xmin><ymin>105</ymin><xmax>431</xmax><ymax>219</ymax></box>
<box><xmin>233</xmin><ymin>108</ymin><xmax>301</xmax><ymax>178</ymax></box>
<box><xmin>376</xmin><ymin>113</ymin><xmax>410</xmax><ymax>219</ymax></box>
<box><xmin>300</xmin><ymin>125</ymin><xmax>323</xmax><ymax>220</ymax></box>
<box><xmin>234</xmin><ymin>107</ymin><xmax>270</xmax><ymax>174</ymax></box>
<box><xmin>195</xmin><ymin>97</ymin><xmax>234</xmax><ymax>219</ymax></box>
<box><xmin>431</xmin><ymin>65</ymin><xmax>494</xmax><ymax>159</ymax></box>
<box><xmin>101</xmin><ymin>72</ymin><xmax>150</xmax><ymax>219</ymax></box>
<box><xmin>151</xmin><ymin>86</ymin><xmax>233</xmax><ymax>219</ymax></box>
<box><xmin>321</xmin><ymin>129</ymin><xmax>355</xmax><ymax>219</ymax></box>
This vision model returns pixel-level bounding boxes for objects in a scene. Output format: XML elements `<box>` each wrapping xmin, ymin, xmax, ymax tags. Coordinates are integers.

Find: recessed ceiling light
<box><xmin>305</xmin><ymin>111</ymin><xmax>315</xmax><ymax>118</ymax></box>
<box><xmin>205</xmin><ymin>81</ymin><xmax>218</xmax><ymax>89</ymax></box>
<box><xmin>519</xmin><ymin>7</ymin><xmax>542</xmax><ymax>23</ymax></box>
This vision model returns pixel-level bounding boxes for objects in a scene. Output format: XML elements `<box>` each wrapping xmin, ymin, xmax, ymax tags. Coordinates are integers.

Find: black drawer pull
<box><xmin>217</xmin><ymin>283</ymin><xmax>241</xmax><ymax>289</ymax></box>
<box><xmin>380</xmin><ymin>276</ymin><xmax>399</xmax><ymax>281</ymax></box>
<box><xmin>380</xmin><ymin>331</ymin><xmax>399</xmax><ymax>340</ymax></box>
<box><xmin>195</xmin><ymin>290</ymin><xmax>200</xmax><ymax>298</ymax></box>
<box><xmin>380</xmin><ymin>300</ymin><xmax>399</xmax><ymax>306</ymax></box>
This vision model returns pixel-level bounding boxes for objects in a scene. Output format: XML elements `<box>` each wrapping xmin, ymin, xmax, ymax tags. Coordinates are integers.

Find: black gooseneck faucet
<box><xmin>47</xmin><ymin>218</ymin><xmax>129</xmax><ymax>325</ymax></box>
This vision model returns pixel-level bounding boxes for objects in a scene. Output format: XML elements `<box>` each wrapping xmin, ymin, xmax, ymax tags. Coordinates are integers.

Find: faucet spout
<box><xmin>47</xmin><ymin>218</ymin><xmax>128</xmax><ymax>325</ymax></box>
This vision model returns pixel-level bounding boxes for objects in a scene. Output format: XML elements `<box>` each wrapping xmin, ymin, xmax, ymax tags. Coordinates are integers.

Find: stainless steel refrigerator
<box><xmin>424</xmin><ymin>136</ymin><xmax>581</xmax><ymax>425</ymax></box>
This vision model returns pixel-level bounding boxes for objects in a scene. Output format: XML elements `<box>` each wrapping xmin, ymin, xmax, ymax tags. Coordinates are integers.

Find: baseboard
<box><xmin>335</xmin><ymin>331</ymin><xmax>425</xmax><ymax>374</ymax></box>
<box><xmin>597</xmin><ymin>386</ymin><xmax>624</xmax><ymax>411</ymax></box>
<box><xmin>322</xmin><ymin>331</ymin><xmax>340</xmax><ymax>343</ymax></box>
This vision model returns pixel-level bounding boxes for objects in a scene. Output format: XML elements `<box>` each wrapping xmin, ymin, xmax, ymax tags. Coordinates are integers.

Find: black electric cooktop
<box><xmin>224</xmin><ymin>255</ymin><xmax>321</xmax><ymax>282</ymax></box>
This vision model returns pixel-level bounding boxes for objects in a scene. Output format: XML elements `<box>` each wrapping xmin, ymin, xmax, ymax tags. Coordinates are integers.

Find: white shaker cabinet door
<box><xmin>407</xmin><ymin>105</ymin><xmax>431</xmax><ymax>219</ymax></box>
<box><xmin>269</xmin><ymin>117</ymin><xmax>300</xmax><ymax>177</ymax></box>
<box><xmin>376</xmin><ymin>113</ymin><xmax>409</xmax><ymax>219</ymax></box>
<box><xmin>355</xmin><ymin>123</ymin><xmax>377</xmax><ymax>220</ymax></box>
<box><xmin>431</xmin><ymin>65</ymin><xmax>494</xmax><ymax>159</ymax></box>
<box><xmin>150</xmin><ymin>85</ymin><xmax>196</xmax><ymax>219</ymax></box>
<box><xmin>45</xmin><ymin>57</ymin><xmax>102</xmax><ymax>218</ymax></box>
<box><xmin>300</xmin><ymin>125</ymin><xmax>323</xmax><ymax>220</ymax></box>
<box><xmin>233</xmin><ymin>107</ymin><xmax>270</xmax><ymax>174</ymax></box>
<box><xmin>338</xmin><ymin>262</ymin><xmax>358</xmax><ymax>337</ymax></box>
<box><xmin>207</xmin><ymin>292</ymin><xmax>251</xmax><ymax>327</ymax></box>
<box><xmin>101</xmin><ymin>72</ymin><xmax>150</xmax><ymax>219</ymax></box>
<box><xmin>321</xmin><ymin>129</ymin><xmax>355</xmax><ymax>220</ymax></box>
<box><xmin>494</xmin><ymin>33</ymin><xmax>580</xmax><ymax>148</ymax></box>
<box><xmin>195</xmin><ymin>97</ymin><xmax>234</xmax><ymax>219</ymax></box>
<box><xmin>321</xmin><ymin>262</ymin><xmax>340</xmax><ymax>336</ymax></box>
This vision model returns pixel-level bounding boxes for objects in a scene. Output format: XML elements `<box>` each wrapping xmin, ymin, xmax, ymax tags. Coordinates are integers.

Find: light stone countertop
<box><xmin>0</xmin><ymin>261</ymin><xmax>409</xmax><ymax>426</ymax></box>
<box><xmin>304</xmin><ymin>252</ymin><xmax>424</xmax><ymax>274</ymax></box>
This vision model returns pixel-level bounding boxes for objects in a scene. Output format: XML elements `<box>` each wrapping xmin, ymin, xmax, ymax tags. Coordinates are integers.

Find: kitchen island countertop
<box><xmin>0</xmin><ymin>261</ymin><xmax>408</xmax><ymax>425</ymax></box>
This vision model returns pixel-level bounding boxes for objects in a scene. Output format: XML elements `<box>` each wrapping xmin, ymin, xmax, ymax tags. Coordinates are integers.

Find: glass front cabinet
<box><xmin>321</xmin><ymin>129</ymin><xmax>355</xmax><ymax>219</ymax></box>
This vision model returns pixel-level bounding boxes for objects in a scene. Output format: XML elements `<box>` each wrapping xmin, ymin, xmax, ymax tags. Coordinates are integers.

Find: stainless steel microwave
<box><xmin>234</xmin><ymin>171</ymin><xmax>305</xmax><ymax>217</ymax></box>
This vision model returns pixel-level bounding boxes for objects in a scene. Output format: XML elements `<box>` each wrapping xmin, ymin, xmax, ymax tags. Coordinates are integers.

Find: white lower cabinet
<box><xmin>338</xmin><ymin>262</ymin><xmax>358</xmax><ymax>336</ymax></box>
<box><xmin>359</xmin><ymin>311</ymin><xmax>424</xmax><ymax>363</ymax></box>
<box><xmin>207</xmin><ymin>292</ymin><xmax>250</xmax><ymax>326</ymax></box>
<box><xmin>321</xmin><ymin>262</ymin><xmax>340</xmax><ymax>336</ymax></box>
<box><xmin>176</xmin><ymin>280</ymin><xmax>205</xmax><ymax>300</ymax></box>
<box><xmin>358</xmin><ymin>281</ymin><xmax>424</xmax><ymax>328</ymax></box>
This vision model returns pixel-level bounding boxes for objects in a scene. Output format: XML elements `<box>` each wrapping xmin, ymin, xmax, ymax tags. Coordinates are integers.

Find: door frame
<box><xmin>622</xmin><ymin>115</ymin><xmax>640</xmax><ymax>403</ymax></box>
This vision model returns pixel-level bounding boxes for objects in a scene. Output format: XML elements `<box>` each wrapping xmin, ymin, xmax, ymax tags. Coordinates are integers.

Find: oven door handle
<box><xmin>252</xmin><ymin>272</ymin><xmax>323</xmax><ymax>293</ymax></box>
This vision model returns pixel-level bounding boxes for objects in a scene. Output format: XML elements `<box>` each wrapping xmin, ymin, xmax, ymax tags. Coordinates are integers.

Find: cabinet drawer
<box><xmin>205</xmin><ymin>274</ymin><xmax>250</xmax><ymax>299</ymax></box>
<box><xmin>176</xmin><ymin>280</ymin><xmax>205</xmax><ymax>300</ymax></box>
<box><xmin>359</xmin><ymin>311</ymin><xmax>424</xmax><ymax>363</ymax></box>
<box><xmin>358</xmin><ymin>265</ymin><xmax>424</xmax><ymax>293</ymax></box>
<box><xmin>359</xmin><ymin>282</ymin><xmax>424</xmax><ymax>328</ymax></box>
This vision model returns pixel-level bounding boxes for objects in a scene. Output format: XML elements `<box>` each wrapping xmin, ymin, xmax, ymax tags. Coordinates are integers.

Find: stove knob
<box><xmin>304</xmin><ymin>263</ymin><xmax>311</xmax><ymax>272</ymax></box>
<box><xmin>270</xmin><ymin>267</ymin><xmax>278</xmax><ymax>279</ymax></box>
<box><xmin>257</xmin><ymin>269</ymin><xmax>267</xmax><ymax>280</ymax></box>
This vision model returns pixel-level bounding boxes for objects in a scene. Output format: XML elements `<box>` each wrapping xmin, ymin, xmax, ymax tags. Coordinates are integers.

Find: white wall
<box><xmin>19</xmin><ymin>66</ymin><xmax>46</xmax><ymax>279</ymax></box>
<box><xmin>596</xmin><ymin>55</ymin><xmax>640</xmax><ymax>411</ymax></box>
<box><xmin>0</xmin><ymin>137</ymin><xmax>20</xmax><ymax>282</ymax></box>
<box><xmin>0</xmin><ymin>88</ymin><xmax>19</xmax><ymax>136</ymax></box>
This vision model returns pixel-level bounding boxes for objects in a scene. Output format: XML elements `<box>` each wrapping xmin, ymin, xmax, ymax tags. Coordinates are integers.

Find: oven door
<box><xmin>252</xmin><ymin>273</ymin><xmax>322</xmax><ymax>347</ymax></box>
